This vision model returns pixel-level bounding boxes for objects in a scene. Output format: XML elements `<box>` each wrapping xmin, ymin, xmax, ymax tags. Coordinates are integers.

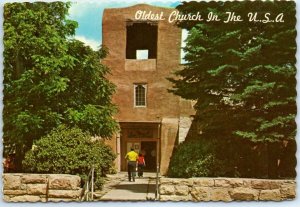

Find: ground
<box><xmin>94</xmin><ymin>172</ymin><xmax>157</xmax><ymax>201</ymax></box>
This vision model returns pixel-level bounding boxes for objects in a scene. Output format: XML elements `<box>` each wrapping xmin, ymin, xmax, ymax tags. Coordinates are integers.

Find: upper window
<box><xmin>134</xmin><ymin>84</ymin><xmax>147</xmax><ymax>107</ymax></box>
<box><xmin>126</xmin><ymin>22</ymin><xmax>157</xmax><ymax>59</ymax></box>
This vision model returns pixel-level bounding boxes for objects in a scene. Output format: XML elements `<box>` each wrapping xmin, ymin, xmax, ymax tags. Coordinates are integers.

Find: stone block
<box><xmin>47</xmin><ymin>198</ymin><xmax>77</xmax><ymax>202</ymax></box>
<box><xmin>160</xmin><ymin>178</ymin><xmax>174</xmax><ymax>185</ymax></box>
<box><xmin>230</xmin><ymin>187</ymin><xmax>259</xmax><ymax>201</ymax></box>
<box><xmin>159</xmin><ymin>185</ymin><xmax>175</xmax><ymax>195</ymax></box>
<box><xmin>3</xmin><ymin>190</ymin><xmax>27</xmax><ymax>196</ymax></box>
<box><xmin>269</xmin><ymin>180</ymin><xmax>282</xmax><ymax>189</ymax></box>
<box><xmin>3</xmin><ymin>174</ymin><xmax>21</xmax><ymax>190</ymax></box>
<box><xmin>280</xmin><ymin>185</ymin><xmax>296</xmax><ymax>199</ymax></box>
<box><xmin>243</xmin><ymin>180</ymin><xmax>252</xmax><ymax>188</ymax></box>
<box><xmin>210</xmin><ymin>188</ymin><xmax>232</xmax><ymax>202</ymax></box>
<box><xmin>251</xmin><ymin>180</ymin><xmax>267</xmax><ymax>189</ymax></box>
<box><xmin>48</xmin><ymin>189</ymin><xmax>81</xmax><ymax>199</ymax></box>
<box><xmin>20</xmin><ymin>184</ymin><xmax>27</xmax><ymax>190</ymax></box>
<box><xmin>259</xmin><ymin>189</ymin><xmax>282</xmax><ymax>201</ymax></box>
<box><xmin>160</xmin><ymin>195</ymin><xmax>191</xmax><ymax>201</ymax></box>
<box><xmin>48</xmin><ymin>174</ymin><xmax>80</xmax><ymax>190</ymax></box>
<box><xmin>3</xmin><ymin>195</ymin><xmax>11</xmax><ymax>202</ymax></box>
<box><xmin>8</xmin><ymin>195</ymin><xmax>44</xmax><ymax>202</ymax></box>
<box><xmin>282</xmin><ymin>180</ymin><xmax>296</xmax><ymax>185</ymax></box>
<box><xmin>251</xmin><ymin>179</ymin><xmax>280</xmax><ymax>190</ymax></box>
<box><xmin>22</xmin><ymin>174</ymin><xmax>47</xmax><ymax>184</ymax></box>
<box><xmin>214</xmin><ymin>179</ymin><xmax>231</xmax><ymax>187</ymax></box>
<box><xmin>27</xmin><ymin>184</ymin><xmax>47</xmax><ymax>195</ymax></box>
<box><xmin>190</xmin><ymin>187</ymin><xmax>210</xmax><ymax>201</ymax></box>
<box><xmin>171</xmin><ymin>178</ymin><xmax>192</xmax><ymax>186</ymax></box>
<box><xmin>193</xmin><ymin>178</ymin><xmax>214</xmax><ymax>187</ymax></box>
<box><xmin>174</xmin><ymin>185</ymin><xmax>189</xmax><ymax>196</ymax></box>
<box><xmin>228</xmin><ymin>179</ymin><xmax>244</xmax><ymax>187</ymax></box>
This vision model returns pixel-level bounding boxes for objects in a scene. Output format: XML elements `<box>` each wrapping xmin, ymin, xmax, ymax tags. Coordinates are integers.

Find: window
<box><xmin>134</xmin><ymin>84</ymin><xmax>147</xmax><ymax>107</ymax></box>
<box><xmin>126</xmin><ymin>22</ymin><xmax>157</xmax><ymax>59</ymax></box>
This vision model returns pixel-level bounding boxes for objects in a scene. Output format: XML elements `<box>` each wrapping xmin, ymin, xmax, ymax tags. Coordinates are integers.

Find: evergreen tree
<box><xmin>169</xmin><ymin>1</ymin><xmax>296</xmax><ymax>142</ymax></box>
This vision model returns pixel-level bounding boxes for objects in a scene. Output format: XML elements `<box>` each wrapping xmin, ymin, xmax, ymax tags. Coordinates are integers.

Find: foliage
<box><xmin>23</xmin><ymin>126</ymin><xmax>116</xmax><ymax>190</ymax></box>
<box><xmin>168</xmin><ymin>139</ymin><xmax>226</xmax><ymax>178</ymax></box>
<box><xmin>3</xmin><ymin>2</ymin><xmax>119</xmax><ymax>170</ymax></box>
<box><xmin>169</xmin><ymin>1</ymin><xmax>296</xmax><ymax>143</ymax></box>
<box><xmin>168</xmin><ymin>136</ymin><xmax>296</xmax><ymax>178</ymax></box>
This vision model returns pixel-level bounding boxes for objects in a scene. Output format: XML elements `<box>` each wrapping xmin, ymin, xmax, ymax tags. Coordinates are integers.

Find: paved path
<box><xmin>99</xmin><ymin>172</ymin><xmax>157</xmax><ymax>201</ymax></box>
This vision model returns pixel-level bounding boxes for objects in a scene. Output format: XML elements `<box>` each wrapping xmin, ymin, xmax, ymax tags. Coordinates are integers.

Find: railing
<box><xmin>81</xmin><ymin>166</ymin><xmax>95</xmax><ymax>201</ymax></box>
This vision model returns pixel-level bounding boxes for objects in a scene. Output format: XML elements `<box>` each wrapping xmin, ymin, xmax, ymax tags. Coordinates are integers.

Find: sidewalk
<box><xmin>99</xmin><ymin>172</ymin><xmax>157</xmax><ymax>201</ymax></box>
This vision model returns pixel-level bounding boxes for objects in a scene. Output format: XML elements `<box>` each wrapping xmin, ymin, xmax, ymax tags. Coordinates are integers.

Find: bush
<box><xmin>168</xmin><ymin>139</ymin><xmax>226</xmax><ymax>178</ymax></box>
<box><xmin>23</xmin><ymin>125</ymin><xmax>116</xmax><ymax>190</ymax></box>
<box><xmin>168</xmin><ymin>136</ymin><xmax>297</xmax><ymax>179</ymax></box>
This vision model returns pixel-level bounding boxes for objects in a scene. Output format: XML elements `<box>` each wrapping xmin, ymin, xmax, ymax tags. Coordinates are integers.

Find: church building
<box><xmin>102</xmin><ymin>4</ymin><xmax>195</xmax><ymax>174</ymax></box>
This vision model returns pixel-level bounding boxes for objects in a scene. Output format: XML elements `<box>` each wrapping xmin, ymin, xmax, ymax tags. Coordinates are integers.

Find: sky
<box><xmin>68</xmin><ymin>1</ymin><xmax>180</xmax><ymax>50</ymax></box>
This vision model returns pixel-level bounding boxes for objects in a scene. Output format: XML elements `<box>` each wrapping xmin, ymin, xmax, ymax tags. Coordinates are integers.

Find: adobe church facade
<box><xmin>102</xmin><ymin>4</ymin><xmax>195</xmax><ymax>174</ymax></box>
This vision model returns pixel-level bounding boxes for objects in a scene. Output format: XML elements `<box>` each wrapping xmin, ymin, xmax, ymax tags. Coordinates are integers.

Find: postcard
<box><xmin>1</xmin><ymin>0</ymin><xmax>297</xmax><ymax>204</ymax></box>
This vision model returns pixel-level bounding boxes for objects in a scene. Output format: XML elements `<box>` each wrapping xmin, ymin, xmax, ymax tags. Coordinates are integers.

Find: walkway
<box><xmin>97</xmin><ymin>172</ymin><xmax>157</xmax><ymax>201</ymax></box>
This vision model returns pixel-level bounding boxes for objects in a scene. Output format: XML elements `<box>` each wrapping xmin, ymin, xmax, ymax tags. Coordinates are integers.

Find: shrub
<box><xmin>23</xmin><ymin>125</ymin><xmax>116</xmax><ymax>189</ymax></box>
<box><xmin>168</xmin><ymin>136</ymin><xmax>297</xmax><ymax>179</ymax></box>
<box><xmin>168</xmin><ymin>139</ymin><xmax>226</xmax><ymax>178</ymax></box>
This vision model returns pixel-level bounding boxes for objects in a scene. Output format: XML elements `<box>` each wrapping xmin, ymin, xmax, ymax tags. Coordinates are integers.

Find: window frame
<box><xmin>134</xmin><ymin>84</ymin><xmax>147</xmax><ymax>107</ymax></box>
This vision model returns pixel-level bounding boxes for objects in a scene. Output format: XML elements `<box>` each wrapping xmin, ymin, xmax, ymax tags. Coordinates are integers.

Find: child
<box><xmin>137</xmin><ymin>153</ymin><xmax>146</xmax><ymax>177</ymax></box>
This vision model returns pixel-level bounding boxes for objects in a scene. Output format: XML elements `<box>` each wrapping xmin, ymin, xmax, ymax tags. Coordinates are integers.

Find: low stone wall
<box><xmin>159</xmin><ymin>177</ymin><xmax>296</xmax><ymax>201</ymax></box>
<box><xmin>3</xmin><ymin>173</ymin><xmax>82</xmax><ymax>202</ymax></box>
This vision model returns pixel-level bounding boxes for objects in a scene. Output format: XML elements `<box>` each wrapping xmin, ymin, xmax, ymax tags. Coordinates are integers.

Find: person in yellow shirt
<box><xmin>125</xmin><ymin>148</ymin><xmax>138</xmax><ymax>182</ymax></box>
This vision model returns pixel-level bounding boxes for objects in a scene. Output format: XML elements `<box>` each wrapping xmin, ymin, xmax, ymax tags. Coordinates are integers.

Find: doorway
<box><xmin>120</xmin><ymin>122</ymin><xmax>160</xmax><ymax>172</ymax></box>
<box><xmin>141</xmin><ymin>141</ymin><xmax>157</xmax><ymax>172</ymax></box>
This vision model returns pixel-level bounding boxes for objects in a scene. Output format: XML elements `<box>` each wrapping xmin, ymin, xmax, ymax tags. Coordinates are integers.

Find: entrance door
<box><xmin>120</xmin><ymin>122</ymin><xmax>160</xmax><ymax>172</ymax></box>
<box><xmin>141</xmin><ymin>141</ymin><xmax>157</xmax><ymax>172</ymax></box>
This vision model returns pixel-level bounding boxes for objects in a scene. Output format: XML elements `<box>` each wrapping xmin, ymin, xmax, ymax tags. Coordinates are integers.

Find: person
<box><xmin>137</xmin><ymin>153</ymin><xmax>146</xmax><ymax>177</ymax></box>
<box><xmin>125</xmin><ymin>148</ymin><xmax>138</xmax><ymax>182</ymax></box>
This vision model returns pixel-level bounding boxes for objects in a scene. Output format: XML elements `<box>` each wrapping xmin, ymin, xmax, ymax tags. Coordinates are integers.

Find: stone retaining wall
<box><xmin>159</xmin><ymin>177</ymin><xmax>296</xmax><ymax>201</ymax></box>
<box><xmin>3</xmin><ymin>173</ymin><xmax>82</xmax><ymax>202</ymax></box>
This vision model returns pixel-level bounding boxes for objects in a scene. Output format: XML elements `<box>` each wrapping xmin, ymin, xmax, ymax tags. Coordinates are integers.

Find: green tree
<box><xmin>23</xmin><ymin>126</ymin><xmax>116</xmax><ymax>189</ymax></box>
<box><xmin>3</xmin><ymin>2</ymin><xmax>118</xmax><ymax>171</ymax></box>
<box><xmin>169</xmin><ymin>1</ymin><xmax>296</xmax><ymax>143</ymax></box>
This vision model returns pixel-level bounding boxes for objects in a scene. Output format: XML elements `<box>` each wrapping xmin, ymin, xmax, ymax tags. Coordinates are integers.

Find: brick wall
<box><xmin>3</xmin><ymin>174</ymin><xmax>82</xmax><ymax>202</ymax></box>
<box><xmin>159</xmin><ymin>177</ymin><xmax>296</xmax><ymax>201</ymax></box>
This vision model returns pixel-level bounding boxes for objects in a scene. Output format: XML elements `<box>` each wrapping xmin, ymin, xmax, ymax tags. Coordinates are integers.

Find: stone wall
<box><xmin>3</xmin><ymin>174</ymin><xmax>82</xmax><ymax>202</ymax></box>
<box><xmin>159</xmin><ymin>177</ymin><xmax>296</xmax><ymax>201</ymax></box>
<box><xmin>178</xmin><ymin>116</ymin><xmax>193</xmax><ymax>144</ymax></box>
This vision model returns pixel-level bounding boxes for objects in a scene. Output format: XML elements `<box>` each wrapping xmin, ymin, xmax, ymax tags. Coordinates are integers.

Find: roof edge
<box><xmin>103</xmin><ymin>3</ymin><xmax>175</xmax><ymax>11</ymax></box>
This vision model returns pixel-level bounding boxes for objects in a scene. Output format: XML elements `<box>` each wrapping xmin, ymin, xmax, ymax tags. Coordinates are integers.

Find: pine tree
<box><xmin>169</xmin><ymin>1</ymin><xmax>296</xmax><ymax>142</ymax></box>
